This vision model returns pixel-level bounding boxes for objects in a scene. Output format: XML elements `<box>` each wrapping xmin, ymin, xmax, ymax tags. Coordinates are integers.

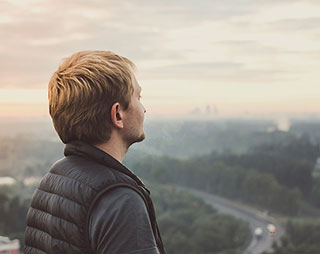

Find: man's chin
<box><xmin>136</xmin><ymin>133</ymin><xmax>146</xmax><ymax>143</ymax></box>
<box><xmin>127</xmin><ymin>133</ymin><xmax>146</xmax><ymax>147</ymax></box>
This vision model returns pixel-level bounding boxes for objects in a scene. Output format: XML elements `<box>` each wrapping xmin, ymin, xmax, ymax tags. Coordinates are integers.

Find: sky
<box><xmin>0</xmin><ymin>0</ymin><xmax>320</xmax><ymax>119</ymax></box>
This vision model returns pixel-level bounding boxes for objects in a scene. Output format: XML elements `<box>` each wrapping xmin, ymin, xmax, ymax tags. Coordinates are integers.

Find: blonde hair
<box><xmin>48</xmin><ymin>50</ymin><xmax>135</xmax><ymax>144</ymax></box>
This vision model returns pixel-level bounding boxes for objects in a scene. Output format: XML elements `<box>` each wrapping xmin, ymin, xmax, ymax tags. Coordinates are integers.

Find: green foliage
<box><xmin>240</xmin><ymin>170</ymin><xmax>302</xmax><ymax>215</ymax></box>
<box><xmin>264</xmin><ymin>221</ymin><xmax>320</xmax><ymax>254</ymax></box>
<box><xmin>131</xmin><ymin>155</ymin><xmax>303</xmax><ymax>215</ymax></box>
<box><xmin>310</xmin><ymin>177</ymin><xmax>320</xmax><ymax>207</ymax></box>
<box><xmin>149</xmin><ymin>184</ymin><xmax>250</xmax><ymax>254</ymax></box>
<box><xmin>215</xmin><ymin>135</ymin><xmax>318</xmax><ymax>197</ymax></box>
<box><xmin>0</xmin><ymin>188</ymin><xmax>30</xmax><ymax>249</ymax></box>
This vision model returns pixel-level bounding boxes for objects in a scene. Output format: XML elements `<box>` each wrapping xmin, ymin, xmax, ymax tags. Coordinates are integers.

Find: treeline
<box><xmin>264</xmin><ymin>221</ymin><xmax>320</xmax><ymax>254</ymax></box>
<box><xmin>207</xmin><ymin>134</ymin><xmax>318</xmax><ymax>197</ymax></box>
<box><xmin>0</xmin><ymin>183</ymin><xmax>250</xmax><ymax>253</ymax></box>
<box><xmin>132</xmin><ymin>158</ymin><xmax>301</xmax><ymax>215</ymax></box>
<box><xmin>129</xmin><ymin>135</ymin><xmax>319</xmax><ymax>215</ymax></box>
<box><xmin>0</xmin><ymin>188</ymin><xmax>29</xmax><ymax>247</ymax></box>
<box><xmin>203</xmin><ymin>134</ymin><xmax>320</xmax><ymax>209</ymax></box>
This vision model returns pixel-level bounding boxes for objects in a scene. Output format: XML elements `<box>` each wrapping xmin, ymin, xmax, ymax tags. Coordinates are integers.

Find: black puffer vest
<box><xmin>24</xmin><ymin>141</ymin><xmax>165</xmax><ymax>254</ymax></box>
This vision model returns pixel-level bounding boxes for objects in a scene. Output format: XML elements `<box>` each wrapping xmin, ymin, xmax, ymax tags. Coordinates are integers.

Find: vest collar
<box><xmin>64</xmin><ymin>140</ymin><xmax>148</xmax><ymax>191</ymax></box>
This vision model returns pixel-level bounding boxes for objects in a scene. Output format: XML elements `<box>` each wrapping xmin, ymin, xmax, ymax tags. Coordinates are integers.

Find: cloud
<box><xmin>140</xmin><ymin>61</ymin><xmax>291</xmax><ymax>84</ymax></box>
<box><xmin>213</xmin><ymin>40</ymin><xmax>320</xmax><ymax>60</ymax></box>
<box><xmin>0</xmin><ymin>0</ymin><xmax>319</xmax><ymax>90</ymax></box>
<box><xmin>0</xmin><ymin>0</ymin><xmax>174</xmax><ymax>87</ymax></box>
<box><xmin>268</xmin><ymin>17</ymin><xmax>320</xmax><ymax>32</ymax></box>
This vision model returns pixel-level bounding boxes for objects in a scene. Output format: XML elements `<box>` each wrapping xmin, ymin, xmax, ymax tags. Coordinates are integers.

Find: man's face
<box><xmin>122</xmin><ymin>75</ymin><xmax>146</xmax><ymax>147</ymax></box>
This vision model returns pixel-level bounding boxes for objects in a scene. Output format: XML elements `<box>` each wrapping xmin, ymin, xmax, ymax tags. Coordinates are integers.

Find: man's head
<box><xmin>48</xmin><ymin>50</ymin><xmax>145</xmax><ymax>146</ymax></box>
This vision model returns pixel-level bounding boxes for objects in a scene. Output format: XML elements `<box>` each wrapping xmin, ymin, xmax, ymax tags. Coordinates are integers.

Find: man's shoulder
<box><xmin>51</xmin><ymin>155</ymin><xmax>106</xmax><ymax>173</ymax></box>
<box><xmin>48</xmin><ymin>156</ymin><xmax>136</xmax><ymax>189</ymax></box>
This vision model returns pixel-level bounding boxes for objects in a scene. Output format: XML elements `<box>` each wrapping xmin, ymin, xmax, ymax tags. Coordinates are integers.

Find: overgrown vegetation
<box><xmin>0</xmin><ymin>188</ymin><xmax>29</xmax><ymax>248</ymax></box>
<box><xmin>263</xmin><ymin>221</ymin><xmax>320</xmax><ymax>254</ymax></box>
<box><xmin>151</xmin><ymin>184</ymin><xmax>250</xmax><ymax>254</ymax></box>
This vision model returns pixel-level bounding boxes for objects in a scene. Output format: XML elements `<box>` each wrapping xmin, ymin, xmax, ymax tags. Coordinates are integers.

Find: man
<box><xmin>24</xmin><ymin>51</ymin><xmax>166</xmax><ymax>254</ymax></box>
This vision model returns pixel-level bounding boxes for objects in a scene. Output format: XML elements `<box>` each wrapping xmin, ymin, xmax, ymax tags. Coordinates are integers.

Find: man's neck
<box><xmin>95</xmin><ymin>135</ymin><xmax>128</xmax><ymax>163</ymax></box>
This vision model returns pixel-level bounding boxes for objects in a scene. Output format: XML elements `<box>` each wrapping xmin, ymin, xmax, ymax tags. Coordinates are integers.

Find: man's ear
<box><xmin>110</xmin><ymin>102</ymin><xmax>124</xmax><ymax>129</ymax></box>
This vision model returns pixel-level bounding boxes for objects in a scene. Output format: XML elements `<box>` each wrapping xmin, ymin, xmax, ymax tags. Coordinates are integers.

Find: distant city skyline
<box><xmin>1</xmin><ymin>0</ymin><xmax>320</xmax><ymax>118</ymax></box>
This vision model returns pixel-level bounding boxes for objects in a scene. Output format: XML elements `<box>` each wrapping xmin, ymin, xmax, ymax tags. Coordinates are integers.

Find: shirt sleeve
<box><xmin>89</xmin><ymin>187</ymin><xmax>160</xmax><ymax>254</ymax></box>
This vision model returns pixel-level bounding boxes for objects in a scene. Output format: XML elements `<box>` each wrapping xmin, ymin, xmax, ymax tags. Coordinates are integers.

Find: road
<box><xmin>177</xmin><ymin>186</ymin><xmax>284</xmax><ymax>254</ymax></box>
